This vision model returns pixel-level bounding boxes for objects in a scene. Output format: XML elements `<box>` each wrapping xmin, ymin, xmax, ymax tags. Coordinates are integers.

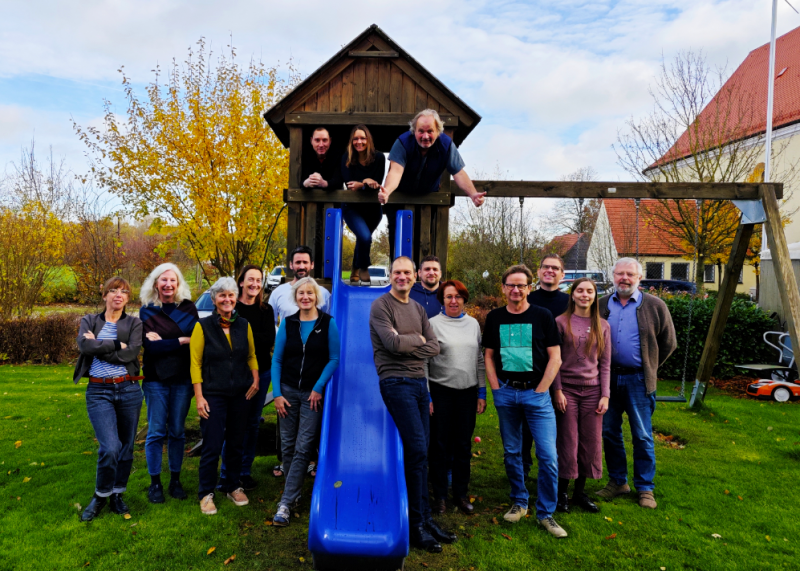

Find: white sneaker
<box><xmin>200</xmin><ymin>493</ymin><xmax>217</xmax><ymax>515</ymax></box>
<box><xmin>538</xmin><ymin>516</ymin><xmax>568</xmax><ymax>538</ymax></box>
<box><xmin>503</xmin><ymin>504</ymin><xmax>527</xmax><ymax>523</ymax></box>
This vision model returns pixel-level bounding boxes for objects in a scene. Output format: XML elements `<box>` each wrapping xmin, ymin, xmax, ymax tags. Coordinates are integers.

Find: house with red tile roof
<box><xmin>546</xmin><ymin>233</ymin><xmax>588</xmax><ymax>270</ymax></box>
<box><xmin>587</xmin><ymin>199</ymin><xmax>755</xmax><ymax>293</ymax></box>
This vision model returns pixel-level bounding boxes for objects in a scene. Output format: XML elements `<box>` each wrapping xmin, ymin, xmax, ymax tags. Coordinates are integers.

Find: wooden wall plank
<box><xmin>365</xmin><ymin>59</ymin><xmax>378</xmax><ymax>112</ymax></box>
<box><xmin>289</xmin><ymin>126</ymin><xmax>302</xmax><ymax>189</ymax></box>
<box><xmin>390</xmin><ymin>64</ymin><xmax>403</xmax><ymax>113</ymax></box>
<box><xmin>304</xmin><ymin>93</ymin><xmax>317</xmax><ymax>112</ymax></box>
<box><xmin>418</xmin><ymin>205</ymin><xmax>432</xmax><ymax>262</ymax></box>
<box><xmin>304</xmin><ymin>202</ymin><xmax>318</xmax><ymax>259</ymax></box>
<box><xmin>285</xmin><ymin>112</ymin><xmax>457</xmax><ymax>127</ymax></box>
<box><xmin>317</xmin><ymin>82</ymin><xmax>330</xmax><ymax>112</ymax></box>
<box><xmin>342</xmin><ymin>65</ymin><xmax>354</xmax><ymax>112</ymax></box>
<box><xmin>286</xmin><ymin>204</ymin><xmax>300</xmax><ymax>277</ymax></box>
<box><xmin>353</xmin><ymin>60</ymin><xmax>366</xmax><ymax>112</ymax></box>
<box><xmin>402</xmin><ymin>74</ymin><xmax>416</xmax><ymax>113</ymax></box>
<box><xmin>378</xmin><ymin>60</ymin><xmax>391</xmax><ymax>112</ymax></box>
<box><xmin>415</xmin><ymin>84</ymin><xmax>427</xmax><ymax>112</ymax></box>
<box><xmin>427</xmin><ymin>94</ymin><xmax>439</xmax><ymax>111</ymax></box>
<box><xmin>329</xmin><ymin>73</ymin><xmax>342</xmax><ymax>112</ymax></box>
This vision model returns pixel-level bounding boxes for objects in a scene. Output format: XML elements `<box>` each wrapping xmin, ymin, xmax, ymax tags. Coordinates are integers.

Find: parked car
<box><xmin>196</xmin><ymin>290</ymin><xmax>214</xmax><ymax>319</ymax></box>
<box><xmin>267</xmin><ymin>266</ymin><xmax>286</xmax><ymax>291</ymax></box>
<box><xmin>639</xmin><ymin>279</ymin><xmax>697</xmax><ymax>294</ymax></box>
<box><xmin>563</xmin><ymin>270</ymin><xmax>606</xmax><ymax>282</ymax></box>
<box><xmin>557</xmin><ymin>278</ymin><xmax>614</xmax><ymax>296</ymax></box>
<box><xmin>368</xmin><ymin>265</ymin><xmax>390</xmax><ymax>287</ymax></box>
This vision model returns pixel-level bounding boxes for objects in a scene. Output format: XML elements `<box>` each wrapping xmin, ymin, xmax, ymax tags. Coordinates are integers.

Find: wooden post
<box><xmin>761</xmin><ymin>183</ymin><xmax>800</xmax><ymax>354</ymax></box>
<box><xmin>418</xmin><ymin>205</ymin><xmax>432</xmax><ymax>262</ymax></box>
<box><xmin>287</xmin><ymin>126</ymin><xmax>303</xmax><ymax>278</ymax></box>
<box><xmin>690</xmin><ymin>221</ymin><xmax>755</xmax><ymax>406</ymax></box>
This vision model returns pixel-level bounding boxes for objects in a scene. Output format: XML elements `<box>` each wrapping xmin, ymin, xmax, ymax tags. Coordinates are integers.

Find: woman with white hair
<box><xmin>139</xmin><ymin>263</ymin><xmax>199</xmax><ymax>504</ymax></box>
<box><xmin>190</xmin><ymin>276</ymin><xmax>260</xmax><ymax>515</ymax></box>
<box><xmin>271</xmin><ymin>277</ymin><xmax>340</xmax><ymax>527</ymax></box>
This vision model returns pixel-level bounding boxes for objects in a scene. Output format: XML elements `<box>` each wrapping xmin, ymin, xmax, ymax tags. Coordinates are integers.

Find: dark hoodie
<box><xmin>409</xmin><ymin>282</ymin><xmax>442</xmax><ymax>319</ymax></box>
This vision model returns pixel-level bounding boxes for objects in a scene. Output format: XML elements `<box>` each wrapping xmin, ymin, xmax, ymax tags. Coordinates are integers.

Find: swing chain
<box><xmin>678</xmin><ymin>201</ymin><xmax>702</xmax><ymax>398</ymax></box>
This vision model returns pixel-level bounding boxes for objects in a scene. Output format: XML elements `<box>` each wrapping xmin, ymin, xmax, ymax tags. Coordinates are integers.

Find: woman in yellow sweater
<box><xmin>190</xmin><ymin>277</ymin><xmax>260</xmax><ymax>515</ymax></box>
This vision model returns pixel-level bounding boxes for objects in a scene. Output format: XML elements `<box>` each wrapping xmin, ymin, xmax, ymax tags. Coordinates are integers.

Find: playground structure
<box><xmin>264</xmin><ymin>24</ymin><xmax>800</xmax><ymax>570</ymax></box>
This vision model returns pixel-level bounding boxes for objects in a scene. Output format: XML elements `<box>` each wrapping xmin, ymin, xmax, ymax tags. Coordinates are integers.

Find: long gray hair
<box><xmin>140</xmin><ymin>263</ymin><xmax>192</xmax><ymax>306</ymax></box>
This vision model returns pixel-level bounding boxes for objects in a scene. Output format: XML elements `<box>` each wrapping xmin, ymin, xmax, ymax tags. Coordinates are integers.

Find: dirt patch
<box><xmin>654</xmin><ymin>431</ymin><xmax>687</xmax><ymax>449</ymax></box>
<box><xmin>709</xmin><ymin>375</ymin><xmax>759</xmax><ymax>398</ymax></box>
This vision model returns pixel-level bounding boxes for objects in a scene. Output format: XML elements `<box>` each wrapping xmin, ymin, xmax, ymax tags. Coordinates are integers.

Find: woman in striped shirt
<box><xmin>73</xmin><ymin>277</ymin><xmax>144</xmax><ymax>522</ymax></box>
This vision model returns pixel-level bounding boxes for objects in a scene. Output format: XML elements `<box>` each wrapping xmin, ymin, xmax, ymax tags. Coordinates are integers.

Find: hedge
<box><xmin>0</xmin><ymin>313</ymin><xmax>81</xmax><ymax>364</ymax></box>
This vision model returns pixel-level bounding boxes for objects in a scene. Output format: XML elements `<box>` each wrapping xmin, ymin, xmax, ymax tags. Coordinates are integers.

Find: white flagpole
<box><xmin>765</xmin><ymin>0</ymin><xmax>779</xmax><ymax>183</ymax></box>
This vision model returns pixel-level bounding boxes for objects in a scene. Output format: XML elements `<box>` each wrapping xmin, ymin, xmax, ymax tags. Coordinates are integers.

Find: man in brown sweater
<box><xmin>369</xmin><ymin>256</ymin><xmax>456</xmax><ymax>553</ymax></box>
<box><xmin>597</xmin><ymin>258</ymin><xmax>676</xmax><ymax>509</ymax></box>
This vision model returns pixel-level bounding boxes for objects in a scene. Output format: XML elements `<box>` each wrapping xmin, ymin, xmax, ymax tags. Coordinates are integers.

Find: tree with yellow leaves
<box><xmin>74</xmin><ymin>39</ymin><xmax>295</xmax><ymax>280</ymax></box>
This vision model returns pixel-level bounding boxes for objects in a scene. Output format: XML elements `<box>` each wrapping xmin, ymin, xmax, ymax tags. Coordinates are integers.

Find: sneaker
<box><xmin>239</xmin><ymin>475</ymin><xmax>258</xmax><ymax>491</ymax></box>
<box><xmin>227</xmin><ymin>488</ymin><xmax>249</xmax><ymax>506</ymax></box>
<box><xmin>538</xmin><ymin>516</ymin><xmax>568</xmax><ymax>538</ymax></box>
<box><xmin>638</xmin><ymin>491</ymin><xmax>657</xmax><ymax>509</ymax></box>
<box><xmin>273</xmin><ymin>504</ymin><xmax>291</xmax><ymax>527</ymax></box>
<box><xmin>168</xmin><ymin>480</ymin><xmax>187</xmax><ymax>500</ymax></box>
<box><xmin>200</xmin><ymin>493</ymin><xmax>217</xmax><ymax>515</ymax></box>
<box><xmin>503</xmin><ymin>504</ymin><xmax>527</xmax><ymax>523</ymax></box>
<box><xmin>148</xmin><ymin>483</ymin><xmax>165</xmax><ymax>504</ymax></box>
<box><xmin>596</xmin><ymin>480</ymin><xmax>631</xmax><ymax>500</ymax></box>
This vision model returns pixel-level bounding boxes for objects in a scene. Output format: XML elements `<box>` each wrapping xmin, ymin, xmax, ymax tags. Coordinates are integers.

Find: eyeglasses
<box><xmin>108</xmin><ymin>289</ymin><xmax>130</xmax><ymax>295</ymax></box>
<box><xmin>540</xmin><ymin>264</ymin><xmax>563</xmax><ymax>272</ymax></box>
<box><xmin>443</xmin><ymin>295</ymin><xmax>464</xmax><ymax>301</ymax></box>
<box><xmin>503</xmin><ymin>283</ymin><xmax>530</xmax><ymax>290</ymax></box>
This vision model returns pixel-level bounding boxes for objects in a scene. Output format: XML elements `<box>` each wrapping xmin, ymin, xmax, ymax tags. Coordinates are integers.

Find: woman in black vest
<box><xmin>270</xmin><ymin>277</ymin><xmax>340</xmax><ymax>526</ymax></box>
<box><xmin>190</xmin><ymin>277</ymin><xmax>260</xmax><ymax>515</ymax></box>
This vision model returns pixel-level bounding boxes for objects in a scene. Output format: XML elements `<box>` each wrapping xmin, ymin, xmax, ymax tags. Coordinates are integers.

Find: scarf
<box><xmin>219</xmin><ymin>311</ymin><xmax>239</xmax><ymax>329</ymax></box>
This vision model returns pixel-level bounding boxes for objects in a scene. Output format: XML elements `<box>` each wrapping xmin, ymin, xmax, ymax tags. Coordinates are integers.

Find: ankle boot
<box><xmin>109</xmin><ymin>493</ymin><xmax>130</xmax><ymax>515</ymax></box>
<box><xmin>410</xmin><ymin>524</ymin><xmax>442</xmax><ymax>553</ymax></box>
<box><xmin>80</xmin><ymin>494</ymin><xmax>107</xmax><ymax>522</ymax></box>
<box><xmin>556</xmin><ymin>492</ymin><xmax>570</xmax><ymax>513</ymax></box>
<box><xmin>425</xmin><ymin>518</ymin><xmax>457</xmax><ymax>544</ymax></box>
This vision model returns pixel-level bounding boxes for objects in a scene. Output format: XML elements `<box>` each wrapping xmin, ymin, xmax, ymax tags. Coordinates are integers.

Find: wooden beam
<box><xmin>289</xmin><ymin>126</ymin><xmax>303</xmax><ymax>189</ymax></box>
<box><xmin>761</xmin><ymin>182</ymin><xmax>800</xmax><ymax>358</ymax></box>
<box><xmin>285</xmin><ymin>188</ymin><xmax>452</xmax><ymax>206</ymax></box>
<box><xmin>349</xmin><ymin>50</ymin><xmax>399</xmax><ymax>58</ymax></box>
<box><xmin>462</xmin><ymin>181</ymin><xmax>779</xmax><ymax>200</ymax></box>
<box><xmin>690</xmin><ymin>222</ymin><xmax>756</xmax><ymax>406</ymax></box>
<box><xmin>285</xmin><ymin>112</ymin><xmax>458</xmax><ymax>127</ymax></box>
<box><xmin>286</xmin><ymin>203</ymin><xmax>301</xmax><ymax>278</ymax></box>
<box><xmin>418</xmin><ymin>205</ymin><xmax>432</xmax><ymax>262</ymax></box>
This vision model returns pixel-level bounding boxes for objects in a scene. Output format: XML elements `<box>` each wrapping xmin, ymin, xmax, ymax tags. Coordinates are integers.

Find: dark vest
<box><xmin>280</xmin><ymin>312</ymin><xmax>332</xmax><ymax>392</ymax></box>
<box><xmin>396</xmin><ymin>131</ymin><xmax>452</xmax><ymax>195</ymax></box>
<box><xmin>199</xmin><ymin>314</ymin><xmax>252</xmax><ymax>396</ymax></box>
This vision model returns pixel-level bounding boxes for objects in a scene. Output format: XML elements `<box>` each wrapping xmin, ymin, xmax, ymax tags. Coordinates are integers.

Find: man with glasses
<box><xmin>482</xmin><ymin>264</ymin><xmax>566</xmax><ymax>538</ymax></box>
<box><xmin>523</xmin><ymin>254</ymin><xmax>570</xmax><ymax>479</ymax></box>
<box><xmin>597</xmin><ymin>258</ymin><xmax>676</xmax><ymax>509</ymax></box>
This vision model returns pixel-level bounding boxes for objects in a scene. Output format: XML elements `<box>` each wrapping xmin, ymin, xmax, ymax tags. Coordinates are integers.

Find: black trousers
<box><xmin>198</xmin><ymin>391</ymin><xmax>249</xmax><ymax>499</ymax></box>
<box><xmin>429</xmin><ymin>383</ymin><xmax>478</xmax><ymax>500</ymax></box>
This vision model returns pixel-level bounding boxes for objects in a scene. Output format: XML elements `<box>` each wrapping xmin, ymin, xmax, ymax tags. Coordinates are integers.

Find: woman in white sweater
<box><xmin>426</xmin><ymin>280</ymin><xmax>486</xmax><ymax>515</ymax></box>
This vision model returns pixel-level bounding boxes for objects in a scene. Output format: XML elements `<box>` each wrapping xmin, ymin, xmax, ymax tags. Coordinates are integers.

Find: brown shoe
<box><xmin>433</xmin><ymin>499</ymin><xmax>446</xmax><ymax>514</ymax></box>
<box><xmin>638</xmin><ymin>491</ymin><xmax>657</xmax><ymax>509</ymax></box>
<box><xmin>200</xmin><ymin>493</ymin><xmax>217</xmax><ymax>515</ymax></box>
<box><xmin>227</xmin><ymin>487</ymin><xmax>249</xmax><ymax>507</ymax></box>
<box><xmin>358</xmin><ymin>268</ymin><xmax>371</xmax><ymax>285</ymax></box>
<box><xmin>596</xmin><ymin>481</ymin><xmax>631</xmax><ymax>500</ymax></box>
<box><xmin>455</xmin><ymin>497</ymin><xmax>474</xmax><ymax>515</ymax></box>
<box><xmin>350</xmin><ymin>272</ymin><xmax>360</xmax><ymax>284</ymax></box>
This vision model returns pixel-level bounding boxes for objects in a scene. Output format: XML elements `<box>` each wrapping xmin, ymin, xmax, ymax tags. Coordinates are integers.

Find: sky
<box><xmin>2</xmin><ymin>0</ymin><xmax>800</xmax><ymax>186</ymax></box>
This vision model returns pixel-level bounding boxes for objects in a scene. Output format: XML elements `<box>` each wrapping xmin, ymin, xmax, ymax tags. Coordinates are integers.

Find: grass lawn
<box><xmin>1</xmin><ymin>366</ymin><xmax>798</xmax><ymax>571</ymax></box>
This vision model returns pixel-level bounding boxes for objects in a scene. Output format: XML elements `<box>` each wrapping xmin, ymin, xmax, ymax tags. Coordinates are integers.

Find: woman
<box><xmin>271</xmin><ymin>277</ymin><xmax>340</xmax><ymax>526</ymax></box>
<box><xmin>139</xmin><ymin>263</ymin><xmax>199</xmax><ymax>504</ymax></box>
<box><xmin>218</xmin><ymin>265</ymin><xmax>276</xmax><ymax>491</ymax></box>
<box><xmin>74</xmin><ymin>277</ymin><xmax>143</xmax><ymax>522</ymax></box>
<box><xmin>191</xmin><ymin>277</ymin><xmax>261</xmax><ymax>515</ymax></box>
<box><xmin>341</xmin><ymin>124</ymin><xmax>385</xmax><ymax>285</ymax></box>
<box><xmin>427</xmin><ymin>280</ymin><xmax>486</xmax><ymax>515</ymax></box>
<box><xmin>552</xmin><ymin>277</ymin><xmax>611</xmax><ymax>514</ymax></box>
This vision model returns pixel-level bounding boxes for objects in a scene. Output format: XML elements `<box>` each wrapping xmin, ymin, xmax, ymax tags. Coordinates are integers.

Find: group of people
<box><xmin>73</xmin><ymin>249</ymin><xmax>339</xmax><ymax>523</ymax></box>
<box><xmin>369</xmin><ymin>253</ymin><xmax>676</xmax><ymax>552</ymax></box>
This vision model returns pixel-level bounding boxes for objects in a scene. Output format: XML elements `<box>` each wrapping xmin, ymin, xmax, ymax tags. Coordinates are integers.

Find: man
<box><xmin>409</xmin><ymin>255</ymin><xmax>443</xmax><ymax>319</ymax></box>
<box><xmin>522</xmin><ymin>253</ymin><xmax>569</xmax><ymax>478</ymax></box>
<box><xmin>597</xmin><ymin>258</ymin><xmax>676</xmax><ymax>509</ymax></box>
<box><xmin>379</xmin><ymin>109</ymin><xmax>486</xmax><ymax>258</ymax></box>
<box><xmin>369</xmin><ymin>256</ymin><xmax>455</xmax><ymax>553</ymax></box>
<box><xmin>269</xmin><ymin>245</ymin><xmax>331</xmax><ymax>325</ymax></box>
<box><xmin>482</xmin><ymin>264</ymin><xmax>567</xmax><ymax>538</ymax></box>
<box><xmin>300</xmin><ymin>127</ymin><xmax>342</xmax><ymax>191</ymax></box>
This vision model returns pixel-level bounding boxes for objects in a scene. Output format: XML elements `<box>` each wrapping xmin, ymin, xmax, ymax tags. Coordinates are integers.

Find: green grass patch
<box><xmin>1</xmin><ymin>368</ymin><xmax>798</xmax><ymax>570</ymax></box>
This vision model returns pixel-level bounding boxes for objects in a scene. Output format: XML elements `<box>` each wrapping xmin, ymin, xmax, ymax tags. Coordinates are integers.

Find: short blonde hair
<box><xmin>291</xmin><ymin>277</ymin><xmax>325</xmax><ymax>309</ymax></box>
<box><xmin>409</xmin><ymin>109</ymin><xmax>444</xmax><ymax>134</ymax></box>
<box><xmin>140</xmin><ymin>263</ymin><xmax>192</xmax><ymax>306</ymax></box>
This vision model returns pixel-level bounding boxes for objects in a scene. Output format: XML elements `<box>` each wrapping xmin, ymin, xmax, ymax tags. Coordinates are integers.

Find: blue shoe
<box><xmin>273</xmin><ymin>504</ymin><xmax>290</xmax><ymax>527</ymax></box>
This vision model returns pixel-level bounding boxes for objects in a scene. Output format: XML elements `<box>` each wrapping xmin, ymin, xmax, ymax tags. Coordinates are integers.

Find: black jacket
<box><xmin>280</xmin><ymin>311</ymin><xmax>332</xmax><ymax>392</ymax></box>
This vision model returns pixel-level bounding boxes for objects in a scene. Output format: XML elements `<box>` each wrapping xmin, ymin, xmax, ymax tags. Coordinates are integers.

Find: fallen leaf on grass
<box><xmin>463</xmin><ymin>532</ymin><xmax>474</xmax><ymax>539</ymax></box>
<box><xmin>255</xmin><ymin>552</ymin><xmax>260</xmax><ymax>555</ymax></box>
<box><xmin>712</xmin><ymin>534</ymin><xmax>722</xmax><ymax>539</ymax></box>
<box><xmin>207</xmin><ymin>547</ymin><xmax>216</xmax><ymax>555</ymax></box>
<box><xmin>14</xmin><ymin>441</ymin><xmax>21</xmax><ymax>448</ymax></box>
<box><xmin>264</xmin><ymin>520</ymin><xmax>273</xmax><ymax>526</ymax></box>
<box><xmin>294</xmin><ymin>513</ymin><xmax>300</xmax><ymax>518</ymax></box>
<box><xmin>130</xmin><ymin>523</ymin><xmax>137</xmax><ymax>527</ymax></box>
<box><xmin>766</xmin><ymin>536</ymin><xmax>771</xmax><ymax>542</ymax></box>
<box><xmin>74</xmin><ymin>503</ymin><xmax>81</xmax><ymax>510</ymax></box>
<box><xmin>421</xmin><ymin>564</ymin><xmax>428</xmax><ymax>568</ymax></box>
<box><xmin>661</xmin><ymin>567</ymin><xmax>667</xmax><ymax>570</ymax></box>
<box><xmin>767</xmin><ymin>426</ymin><xmax>773</xmax><ymax>431</ymax></box>
<box><xmin>724</xmin><ymin>490</ymin><xmax>730</xmax><ymax>495</ymax></box>
<box><xmin>501</xmin><ymin>533</ymin><xmax>512</xmax><ymax>541</ymax></box>
<box><xmin>22</xmin><ymin>477</ymin><xmax>31</xmax><ymax>483</ymax></box>
<box><xmin>491</xmin><ymin>517</ymin><xmax>499</xmax><ymax>525</ymax></box>
<box><xmin>123</xmin><ymin>514</ymin><xmax>131</xmax><ymax>520</ymax></box>
<box><xmin>604</xmin><ymin>516</ymin><xmax>613</xmax><ymax>522</ymax></box>
<box><xmin>469</xmin><ymin>497</ymin><xmax>476</xmax><ymax>503</ymax></box>
<box><xmin>605</xmin><ymin>533</ymin><xmax>617</xmax><ymax>540</ymax></box>
<box><xmin>82</xmin><ymin>451</ymin><xmax>92</xmax><ymax>455</ymax></box>
<box><xmin>224</xmin><ymin>554</ymin><xmax>236</xmax><ymax>565</ymax></box>
<box><xmin>737</xmin><ymin>496</ymin><xmax>743</xmax><ymax>501</ymax></box>
<box><xmin>83</xmin><ymin>563</ymin><xmax>90</xmax><ymax>567</ymax></box>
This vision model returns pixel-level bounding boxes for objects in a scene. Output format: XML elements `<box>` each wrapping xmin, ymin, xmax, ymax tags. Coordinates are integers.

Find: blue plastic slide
<box><xmin>308</xmin><ymin>209</ymin><xmax>413</xmax><ymax>570</ymax></box>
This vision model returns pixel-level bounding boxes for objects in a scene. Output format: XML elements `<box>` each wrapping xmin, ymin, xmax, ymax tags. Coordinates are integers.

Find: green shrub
<box><xmin>659</xmin><ymin>293</ymin><xmax>779</xmax><ymax>380</ymax></box>
<box><xmin>0</xmin><ymin>313</ymin><xmax>81</xmax><ymax>364</ymax></box>
<box><xmin>40</xmin><ymin>266</ymin><xmax>78</xmax><ymax>304</ymax></box>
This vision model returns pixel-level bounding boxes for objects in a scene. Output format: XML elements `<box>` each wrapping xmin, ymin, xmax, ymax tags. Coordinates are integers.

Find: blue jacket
<box><xmin>409</xmin><ymin>282</ymin><xmax>442</xmax><ymax>319</ymax></box>
<box><xmin>396</xmin><ymin>131</ymin><xmax>453</xmax><ymax>194</ymax></box>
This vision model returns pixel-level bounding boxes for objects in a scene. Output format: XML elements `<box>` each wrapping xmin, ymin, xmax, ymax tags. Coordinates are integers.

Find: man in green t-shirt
<box><xmin>482</xmin><ymin>264</ymin><xmax>567</xmax><ymax>538</ymax></box>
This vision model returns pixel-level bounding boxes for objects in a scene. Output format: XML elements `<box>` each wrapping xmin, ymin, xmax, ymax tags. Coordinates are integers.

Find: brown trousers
<box><xmin>555</xmin><ymin>383</ymin><xmax>603</xmax><ymax>480</ymax></box>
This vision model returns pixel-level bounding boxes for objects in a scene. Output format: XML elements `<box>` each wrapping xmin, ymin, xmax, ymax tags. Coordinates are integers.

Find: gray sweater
<box><xmin>426</xmin><ymin>314</ymin><xmax>486</xmax><ymax>391</ymax></box>
<box><xmin>73</xmin><ymin>311</ymin><xmax>143</xmax><ymax>383</ymax></box>
<box><xmin>369</xmin><ymin>293</ymin><xmax>440</xmax><ymax>381</ymax></box>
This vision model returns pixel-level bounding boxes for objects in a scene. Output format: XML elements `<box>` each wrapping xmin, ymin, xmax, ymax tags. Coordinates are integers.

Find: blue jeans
<box><xmin>602</xmin><ymin>371</ymin><xmax>657</xmax><ymax>491</ymax></box>
<box><xmin>342</xmin><ymin>204</ymin><xmax>383</xmax><ymax>270</ymax></box>
<box><xmin>142</xmin><ymin>381</ymin><xmax>194</xmax><ymax>475</ymax></box>
<box><xmin>493</xmin><ymin>382</ymin><xmax>558</xmax><ymax>519</ymax></box>
<box><xmin>278</xmin><ymin>383</ymin><xmax>323</xmax><ymax>507</ymax></box>
<box><xmin>379</xmin><ymin>376</ymin><xmax>431</xmax><ymax>527</ymax></box>
<box><xmin>220</xmin><ymin>370</ymin><xmax>271</xmax><ymax>482</ymax></box>
<box><xmin>86</xmin><ymin>380</ymin><xmax>143</xmax><ymax>497</ymax></box>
